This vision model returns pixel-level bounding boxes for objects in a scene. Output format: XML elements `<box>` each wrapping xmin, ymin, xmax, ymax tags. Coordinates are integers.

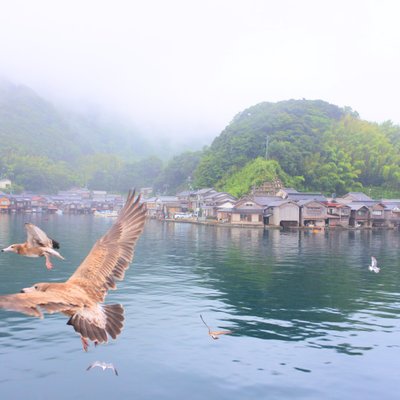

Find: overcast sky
<box><xmin>0</xmin><ymin>0</ymin><xmax>399</xmax><ymax>143</ymax></box>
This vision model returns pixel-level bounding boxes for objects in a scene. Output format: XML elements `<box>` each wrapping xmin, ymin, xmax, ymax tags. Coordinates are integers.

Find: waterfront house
<box><xmin>381</xmin><ymin>201</ymin><xmax>400</xmax><ymax>228</ymax></box>
<box><xmin>216</xmin><ymin>201</ymin><xmax>236</xmax><ymax>222</ymax></box>
<box><xmin>92</xmin><ymin>190</ymin><xmax>107</xmax><ymax>202</ymax></box>
<box><xmin>143</xmin><ymin>196</ymin><xmax>158</xmax><ymax>218</ymax></box>
<box><xmin>31</xmin><ymin>195</ymin><xmax>48</xmax><ymax>213</ymax></box>
<box><xmin>230</xmin><ymin>198</ymin><xmax>264</xmax><ymax>226</ymax></box>
<box><xmin>298</xmin><ymin>200</ymin><xmax>328</xmax><ymax>227</ymax></box>
<box><xmin>348</xmin><ymin>204</ymin><xmax>370</xmax><ymax>228</ymax></box>
<box><xmin>9</xmin><ymin>195</ymin><xmax>32</xmax><ymax>213</ymax></box>
<box><xmin>325</xmin><ymin>202</ymin><xmax>351</xmax><ymax>227</ymax></box>
<box><xmin>265</xmin><ymin>200</ymin><xmax>300</xmax><ymax>227</ymax></box>
<box><xmin>201</xmin><ymin>192</ymin><xmax>237</xmax><ymax>218</ymax></box>
<box><xmin>192</xmin><ymin>188</ymin><xmax>217</xmax><ymax>217</ymax></box>
<box><xmin>369</xmin><ymin>202</ymin><xmax>387</xmax><ymax>228</ymax></box>
<box><xmin>150</xmin><ymin>196</ymin><xmax>181</xmax><ymax>219</ymax></box>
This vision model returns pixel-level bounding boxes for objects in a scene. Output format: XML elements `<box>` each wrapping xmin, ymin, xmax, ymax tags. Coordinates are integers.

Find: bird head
<box><xmin>2</xmin><ymin>244</ymin><xmax>20</xmax><ymax>254</ymax></box>
<box><xmin>21</xmin><ymin>282</ymin><xmax>51</xmax><ymax>293</ymax></box>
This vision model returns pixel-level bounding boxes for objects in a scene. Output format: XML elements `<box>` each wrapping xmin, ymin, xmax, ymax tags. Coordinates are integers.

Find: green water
<box><xmin>0</xmin><ymin>215</ymin><xmax>400</xmax><ymax>399</ymax></box>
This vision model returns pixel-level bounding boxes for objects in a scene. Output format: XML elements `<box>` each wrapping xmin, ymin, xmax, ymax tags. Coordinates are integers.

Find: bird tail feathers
<box><xmin>67</xmin><ymin>304</ymin><xmax>124</xmax><ymax>343</ymax></box>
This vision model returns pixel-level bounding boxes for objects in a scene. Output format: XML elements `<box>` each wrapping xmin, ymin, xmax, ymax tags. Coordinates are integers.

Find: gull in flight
<box><xmin>87</xmin><ymin>361</ymin><xmax>118</xmax><ymax>376</ymax></box>
<box><xmin>200</xmin><ymin>314</ymin><xmax>232</xmax><ymax>340</ymax></box>
<box><xmin>368</xmin><ymin>256</ymin><xmax>380</xmax><ymax>273</ymax></box>
<box><xmin>2</xmin><ymin>223</ymin><xmax>64</xmax><ymax>269</ymax></box>
<box><xmin>0</xmin><ymin>190</ymin><xmax>146</xmax><ymax>351</ymax></box>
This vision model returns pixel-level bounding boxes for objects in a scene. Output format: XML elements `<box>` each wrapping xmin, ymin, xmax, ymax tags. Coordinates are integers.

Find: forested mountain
<box><xmin>1</xmin><ymin>82</ymin><xmax>400</xmax><ymax>197</ymax></box>
<box><xmin>0</xmin><ymin>81</ymin><xmax>165</xmax><ymax>192</ymax></box>
<box><xmin>0</xmin><ymin>81</ymin><xmax>153</xmax><ymax>161</ymax></box>
<box><xmin>193</xmin><ymin>100</ymin><xmax>400</xmax><ymax>197</ymax></box>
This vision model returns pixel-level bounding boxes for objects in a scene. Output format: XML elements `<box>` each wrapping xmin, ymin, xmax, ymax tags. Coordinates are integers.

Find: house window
<box><xmin>372</xmin><ymin>210</ymin><xmax>382</xmax><ymax>216</ymax></box>
<box><xmin>357</xmin><ymin>210</ymin><xmax>367</xmax><ymax>216</ymax></box>
<box><xmin>306</xmin><ymin>207</ymin><xmax>322</xmax><ymax>216</ymax></box>
<box><xmin>245</xmin><ymin>202</ymin><xmax>253</xmax><ymax>207</ymax></box>
<box><xmin>240</xmin><ymin>214</ymin><xmax>251</xmax><ymax>222</ymax></box>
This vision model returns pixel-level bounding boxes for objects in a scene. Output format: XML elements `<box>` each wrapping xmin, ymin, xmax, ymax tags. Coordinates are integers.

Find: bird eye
<box><xmin>34</xmin><ymin>285</ymin><xmax>38</xmax><ymax>290</ymax></box>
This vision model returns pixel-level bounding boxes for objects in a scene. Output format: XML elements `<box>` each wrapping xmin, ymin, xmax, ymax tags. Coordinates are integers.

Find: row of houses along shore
<box><xmin>144</xmin><ymin>185</ymin><xmax>400</xmax><ymax>230</ymax></box>
<box><xmin>0</xmin><ymin>188</ymin><xmax>124</xmax><ymax>215</ymax></box>
<box><xmin>1</xmin><ymin>182</ymin><xmax>400</xmax><ymax>230</ymax></box>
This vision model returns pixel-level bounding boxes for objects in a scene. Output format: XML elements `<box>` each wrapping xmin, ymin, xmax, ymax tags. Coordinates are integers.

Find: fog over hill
<box><xmin>0</xmin><ymin>80</ymin><xmax>211</xmax><ymax>162</ymax></box>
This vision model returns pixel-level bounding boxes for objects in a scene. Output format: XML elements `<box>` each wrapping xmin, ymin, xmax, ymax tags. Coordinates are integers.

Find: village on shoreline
<box><xmin>0</xmin><ymin>178</ymin><xmax>400</xmax><ymax>230</ymax></box>
<box><xmin>144</xmin><ymin>183</ymin><xmax>400</xmax><ymax>230</ymax></box>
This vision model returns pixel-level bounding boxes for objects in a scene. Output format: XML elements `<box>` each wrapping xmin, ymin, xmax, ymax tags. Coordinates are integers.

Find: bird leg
<box><xmin>81</xmin><ymin>336</ymin><xmax>89</xmax><ymax>352</ymax></box>
<box><xmin>44</xmin><ymin>254</ymin><xmax>53</xmax><ymax>270</ymax></box>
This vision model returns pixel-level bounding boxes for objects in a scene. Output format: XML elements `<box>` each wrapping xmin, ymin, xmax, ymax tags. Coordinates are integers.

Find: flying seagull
<box><xmin>86</xmin><ymin>361</ymin><xmax>118</xmax><ymax>376</ymax></box>
<box><xmin>0</xmin><ymin>190</ymin><xmax>146</xmax><ymax>351</ymax></box>
<box><xmin>368</xmin><ymin>256</ymin><xmax>380</xmax><ymax>273</ymax></box>
<box><xmin>2</xmin><ymin>223</ymin><xmax>64</xmax><ymax>269</ymax></box>
<box><xmin>200</xmin><ymin>314</ymin><xmax>232</xmax><ymax>340</ymax></box>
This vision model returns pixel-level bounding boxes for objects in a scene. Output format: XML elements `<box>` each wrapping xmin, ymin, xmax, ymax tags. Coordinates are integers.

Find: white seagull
<box><xmin>86</xmin><ymin>361</ymin><xmax>118</xmax><ymax>376</ymax></box>
<box><xmin>368</xmin><ymin>256</ymin><xmax>380</xmax><ymax>273</ymax></box>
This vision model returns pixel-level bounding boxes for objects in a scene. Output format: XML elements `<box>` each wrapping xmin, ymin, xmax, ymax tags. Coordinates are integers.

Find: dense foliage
<box><xmin>1</xmin><ymin>81</ymin><xmax>400</xmax><ymax>198</ymax></box>
<box><xmin>193</xmin><ymin>100</ymin><xmax>400</xmax><ymax>197</ymax></box>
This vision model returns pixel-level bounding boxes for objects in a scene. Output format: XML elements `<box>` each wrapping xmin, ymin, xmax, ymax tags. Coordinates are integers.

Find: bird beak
<box><xmin>21</xmin><ymin>287</ymin><xmax>35</xmax><ymax>293</ymax></box>
<box><xmin>2</xmin><ymin>246</ymin><xmax>13</xmax><ymax>253</ymax></box>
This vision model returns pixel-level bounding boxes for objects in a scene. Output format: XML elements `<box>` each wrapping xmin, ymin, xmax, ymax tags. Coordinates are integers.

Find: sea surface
<box><xmin>0</xmin><ymin>215</ymin><xmax>400</xmax><ymax>400</ymax></box>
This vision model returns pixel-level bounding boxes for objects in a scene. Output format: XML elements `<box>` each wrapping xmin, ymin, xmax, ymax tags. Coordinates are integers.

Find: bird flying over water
<box><xmin>368</xmin><ymin>256</ymin><xmax>380</xmax><ymax>273</ymax></box>
<box><xmin>86</xmin><ymin>361</ymin><xmax>118</xmax><ymax>376</ymax></box>
<box><xmin>0</xmin><ymin>190</ymin><xmax>146</xmax><ymax>351</ymax></box>
<box><xmin>2</xmin><ymin>223</ymin><xmax>64</xmax><ymax>270</ymax></box>
<box><xmin>200</xmin><ymin>314</ymin><xmax>232</xmax><ymax>340</ymax></box>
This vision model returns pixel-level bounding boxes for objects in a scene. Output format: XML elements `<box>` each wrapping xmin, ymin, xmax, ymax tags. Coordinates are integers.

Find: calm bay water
<box><xmin>0</xmin><ymin>214</ymin><xmax>400</xmax><ymax>399</ymax></box>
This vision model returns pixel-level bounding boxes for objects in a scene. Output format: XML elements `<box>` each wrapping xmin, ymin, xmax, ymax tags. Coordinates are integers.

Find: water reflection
<box><xmin>1</xmin><ymin>216</ymin><xmax>400</xmax><ymax>399</ymax></box>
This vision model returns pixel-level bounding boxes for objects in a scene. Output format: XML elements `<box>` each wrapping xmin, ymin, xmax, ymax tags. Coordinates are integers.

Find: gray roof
<box><xmin>344</xmin><ymin>192</ymin><xmax>372</xmax><ymax>201</ymax></box>
<box><xmin>267</xmin><ymin>200</ymin><xmax>299</xmax><ymax>208</ymax></box>
<box><xmin>287</xmin><ymin>193</ymin><xmax>327</xmax><ymax>202</ymax></box>
<box><xmin>253</xmin><ymin>196</ymin><xmax>282</xmax><ymax>206</ymax></box>
<box><xmin>348</xmin><ymin>203</ymin><xmax>369</xmax><ymax>211</ymax></box>
<box><xmin>297</xmin><ymin>199</ymin><xmax>327</xmax><ymax>207</ymax></box>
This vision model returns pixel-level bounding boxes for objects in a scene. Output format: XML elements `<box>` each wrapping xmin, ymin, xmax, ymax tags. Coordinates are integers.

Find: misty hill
<box><xmin>192</xmin><ymin>99</ymin><xmax>400</xmax><ymax>197</ymax></box>
<box><xmin>0</xmin><ymin>81</ymin><xmax>154</xmax><ymax>161</ymax></box>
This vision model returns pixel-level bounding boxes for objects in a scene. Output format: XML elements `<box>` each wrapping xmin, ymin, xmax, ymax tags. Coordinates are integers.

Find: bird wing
<box><xmin>371</xmin><ymin>256</ymin><xmax>377</xmax><ymax>268</ymax></box>
<box><xmin>212</xmin><ymin>330</ymin><xmax>232</xmax><ymax>335</ymax></box>
<box><xmin>87</xmin><ymin>361</ymin><xmax>103</xmax><ymax>371</ymax></box>
<box><xmin>67</xmin><ymin>190</ymin><xmax>146</xmax><ymax>301</ymax></box>
<box><xmin>25</xmin><ymin>223</ymin><xmax>52</xmax><ymax>248</ymax></box>
<box><xmin>0</xmin><ymin>291</ymin><xmax>78</xmax><ymax>318</ymax></box>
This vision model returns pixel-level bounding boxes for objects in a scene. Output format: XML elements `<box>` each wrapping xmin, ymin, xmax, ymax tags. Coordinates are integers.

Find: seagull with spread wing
<box><xmin>2</xmin><ymin>222</ymin><xmax>64</xmax><ymax>269</ymax></box>
<box><xmin>87</xmin><ymin>361</ymin><xmax>118</xmax><ymax>376</ymax></box>
<box><xmin>200</xmin><ymin>314</ymin><xmax>232</xmax><ymax>340</ymax></box>
<box><xmin>0</xmin><ymin>190</ymin><xmax>146</xmax><ymax>351</ymax></box>
<box><xmin>369</xmin><ymin>256</ymin><xmax>380</xmax><ymax>273</ymax></box>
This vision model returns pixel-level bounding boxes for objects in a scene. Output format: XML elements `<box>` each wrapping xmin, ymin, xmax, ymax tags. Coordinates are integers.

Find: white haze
<box><xmin>0</xmin><ymin>0</ymin><xmax>399</xmax><ymax>148</ymax></box>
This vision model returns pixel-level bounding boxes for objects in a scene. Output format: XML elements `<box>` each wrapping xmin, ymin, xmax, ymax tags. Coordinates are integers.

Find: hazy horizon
<box><xmin>0</xmin><ymin>0</ymin><xmax>399</xmax><ymax>147</ymax></box>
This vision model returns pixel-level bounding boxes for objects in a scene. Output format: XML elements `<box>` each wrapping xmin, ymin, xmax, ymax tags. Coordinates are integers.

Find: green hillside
<box><xmin>0</xmin><ymin>81</ymin><xmax>163</xmax><ymax>192</ymax></box>
<box><xmin>193</xmin><ymin>99</ymin><xmax>400</xmax><ymax>197</ymax></box>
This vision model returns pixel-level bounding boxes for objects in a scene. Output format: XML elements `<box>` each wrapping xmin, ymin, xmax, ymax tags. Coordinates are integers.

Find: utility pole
<box><xmin>265</xmin><ymin>134</ymin><xmax>269</xmax><ymax>160</ymax></box>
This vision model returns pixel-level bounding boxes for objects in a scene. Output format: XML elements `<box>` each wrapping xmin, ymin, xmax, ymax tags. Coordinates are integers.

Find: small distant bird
<box><xmin>0</xmin><ymin>190</ymin><xmax>146</xmax><ymax>351</ymax></box>
<box><xmin>2</xmin><ymin>223</ymin><xmax>64</xmax><ymax>270</ymax></box>
<box><xmin>86</xmin><ymin>361</ymin><xmax>118</xmax><ymax>376</ymax></box>
<box><xmin>200</xmin><ymin>314</ymin><xmax>232</xmax><ymax>340</ymax></box>
<box><xmin>369</xmin><ymin>256</ymin><xmax>380</xmax><ymax>273</ymax></box>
